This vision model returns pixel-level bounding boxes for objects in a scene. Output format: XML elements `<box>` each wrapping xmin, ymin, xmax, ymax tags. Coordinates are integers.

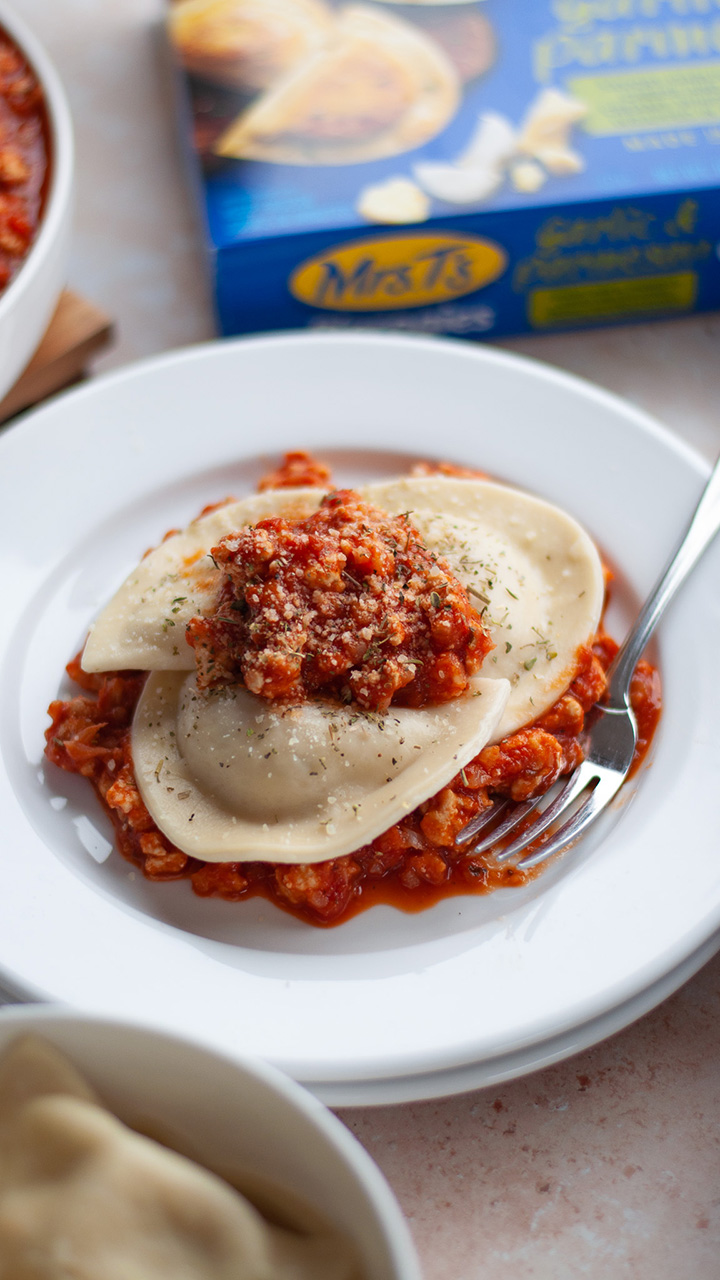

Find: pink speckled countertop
<box><xmin>16</xmin><ymin>2</ymin><xmax>720</xmax><ymax>1275</ymax></box>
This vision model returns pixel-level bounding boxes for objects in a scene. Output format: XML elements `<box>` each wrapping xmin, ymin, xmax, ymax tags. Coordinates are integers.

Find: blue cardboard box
<box><xmin>168</xmin><ymin>0</ymin><xmax>720</xmax><ymax>339</ymax></box>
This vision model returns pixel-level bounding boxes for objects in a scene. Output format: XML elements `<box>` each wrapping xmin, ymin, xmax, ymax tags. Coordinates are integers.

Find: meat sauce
<box><xmin>187</xmin><ymin>489</ymin><xmax>493</xmax><ymax>712</ymax></box>
<box><xmin>0</xmin><ymin>29</ymin><xmax>48</xmax><ymax>294</ymax></box>
<box><xmin>44</xmin><ymin>455</ymin><xmax>662</xmax><ymax>927</ymax></box>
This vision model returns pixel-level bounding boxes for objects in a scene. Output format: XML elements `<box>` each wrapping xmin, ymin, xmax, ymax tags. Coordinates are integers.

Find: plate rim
<box><xmin>0</xmin><ymin>329</ymin><xmax>716</xmax><ymax>1102</ymax></box>
<box><xmin>3</xmin><ymin>328</ymin><xmax>710</xmax><ymax>480</ymax></box>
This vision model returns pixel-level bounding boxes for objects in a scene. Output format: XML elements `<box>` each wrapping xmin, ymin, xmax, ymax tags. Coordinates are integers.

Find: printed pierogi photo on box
<box><xmin>167</xmin><ymin>0</ymin><xmax>720</xmax><ymax>338</ymax></box>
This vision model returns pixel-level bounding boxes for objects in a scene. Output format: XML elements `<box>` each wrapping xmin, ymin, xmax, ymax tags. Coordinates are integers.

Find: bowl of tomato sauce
<box><xmin>0</xmin><ymin>3</ymin><xmax>72</xmax><ymax>402</ymax></box>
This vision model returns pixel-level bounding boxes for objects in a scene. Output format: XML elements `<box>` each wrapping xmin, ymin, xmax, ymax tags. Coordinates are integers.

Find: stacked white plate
<box><xmin>0</xmin><ymin>333</ymin><xmax>718</xmax><ymax>1104</ymax></box>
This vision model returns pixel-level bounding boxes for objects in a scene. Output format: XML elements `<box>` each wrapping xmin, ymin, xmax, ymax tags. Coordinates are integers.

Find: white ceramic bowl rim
<box><xmin>0</xmin><ymin>2</ymin><xmax>74</xmax><ymax>325</ymax></box>
<box><xmin>0</xmin><ymin>1002</ymin><xmax>422</xmax><ymax>1280</ymax></box>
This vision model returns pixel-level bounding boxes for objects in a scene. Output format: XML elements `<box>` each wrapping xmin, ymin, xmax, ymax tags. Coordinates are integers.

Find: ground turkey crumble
<box><xmin>44</xmin><ymin>454</ymin><xmax>662</xmax><ymax>926</ymax></box>
<box><xmin>45</xmin><ymin>638</ymin><xmax>664</xmax><ymax>925</ymax></box>
<box><xmin>186</xmin><ymin>488</ymin><xmax>494</xmax><ymax>713</ymax></box>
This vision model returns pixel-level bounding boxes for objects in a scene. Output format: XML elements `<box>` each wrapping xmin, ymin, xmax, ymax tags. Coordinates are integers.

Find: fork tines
<box><xmin>455</xmin><ymin>772</ymin><xmax>601</xmax><ymax>871</ymax></box>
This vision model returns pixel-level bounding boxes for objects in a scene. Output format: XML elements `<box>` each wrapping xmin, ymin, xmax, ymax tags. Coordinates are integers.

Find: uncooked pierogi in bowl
<box><xmin>0</xmin><ymin>1005</ymin><xmax>421</xmax><ymax>1279</ymax></box>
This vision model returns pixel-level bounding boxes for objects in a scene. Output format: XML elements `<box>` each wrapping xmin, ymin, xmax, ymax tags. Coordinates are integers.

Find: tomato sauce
<box><xmin>44</xmin><ymin>638</ymin><xmax>659</xmax><ymax>928</ymax></box>
<box><xmin>187</xmin><ymin>488</ymin><xmax>493</xmax><ymax>713</ymax></box>
<box><xmin>257</xmin><ymin>450</ymin><xmax>332</xmax><ymax>490</ymax></box>
<box><xmin>0</xmin><ymin>28</ymin><xmax>48</xmax><ymax>294</ymax></box>
<box><xmin>44</xmin><ymin>455</ymin><xmax>663</xmax><ymax>928</ymax></box>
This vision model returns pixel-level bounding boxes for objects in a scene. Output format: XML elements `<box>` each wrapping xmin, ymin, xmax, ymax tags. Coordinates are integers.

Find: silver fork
<box><xmin>456</xmin><ymin>450</ymin><xmax>720</xmax><ymax>871</ymax></box>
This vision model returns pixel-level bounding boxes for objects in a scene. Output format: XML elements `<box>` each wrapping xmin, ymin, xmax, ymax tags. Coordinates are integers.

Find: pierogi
<box><xmin>213</xmin><ymin>5</ymin><xmax>460</xmax><ymax>165</ymax></box>
<box><xmin>81</xmin><ymin>476</ymin><xmax>604</xmax><ymax>867</ymax></box>
<box><xmin>0</xmin><ymin>1036</ymin><xmax>357</xmax><ymax>1280</ymax></box>
<box><xmin>168</xmin><ymin>0</ymin><xmax>335</xmax><ymax>92</ymax></box>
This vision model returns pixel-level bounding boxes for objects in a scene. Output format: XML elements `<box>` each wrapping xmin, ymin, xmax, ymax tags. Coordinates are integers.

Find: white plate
<box><xmin>1</xmin><ymin>332</ymin><xmax>719</xmax><ymax>1107</ymax></box>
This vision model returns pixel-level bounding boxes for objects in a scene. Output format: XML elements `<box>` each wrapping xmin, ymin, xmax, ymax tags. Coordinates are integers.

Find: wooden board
<box><xmin>0</xmin><ymin>290</ymin><xmax>115</xmax><ymax>424</ymax></box>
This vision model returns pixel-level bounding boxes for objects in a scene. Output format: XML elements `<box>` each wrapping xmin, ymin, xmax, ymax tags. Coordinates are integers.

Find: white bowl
<box><xmin>0</xmin><ymin>1004</ymin><xmax>421</xmax><ymax>1280</ymax></box>
<box><xmin>0</xmin><ymin>4</ymin><xmax>73</xmax><ymax>400</ymax></box>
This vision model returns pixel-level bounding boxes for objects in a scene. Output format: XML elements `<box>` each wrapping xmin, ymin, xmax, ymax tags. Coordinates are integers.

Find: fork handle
<box><xmin>606</xmin><ymin>450</ymin><xmax>720</xmax><ymax>704</ymax></box>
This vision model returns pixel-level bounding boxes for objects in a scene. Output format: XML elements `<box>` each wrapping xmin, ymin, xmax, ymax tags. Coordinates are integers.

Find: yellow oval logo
<box><xmin>290</xmin><ymin>232</ymin><xmax>507</xmax><ymax>312</ymax></box>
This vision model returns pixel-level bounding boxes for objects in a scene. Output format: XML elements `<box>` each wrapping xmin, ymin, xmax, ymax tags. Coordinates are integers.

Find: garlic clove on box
<box><xmin>357</xmin><ymin>176</ymin><xmax>430</xmax><ymax>223</ymax></box>
<box><xmin>413</xmin><ymin>160</ymin><xmax>504</xmax><ymax>204</ymax></box>
<box><xmin>510</xmin><ymin>158</ymin><xmax>547</xmax><ymax>194</ymax></box>
<box><xmin>534</xmin><ymin>144</ymin><xmax>585</xmax><ymax>175</ymax></box>
<box><xmin>517</xmin><ymin>87</ymin><xmax>588</xmax><ymax>156</ymax></box>
<box><xmin>457</xmin><ymin>111</ymin><xmax>517</xmax><ymax>171</ymax></box>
